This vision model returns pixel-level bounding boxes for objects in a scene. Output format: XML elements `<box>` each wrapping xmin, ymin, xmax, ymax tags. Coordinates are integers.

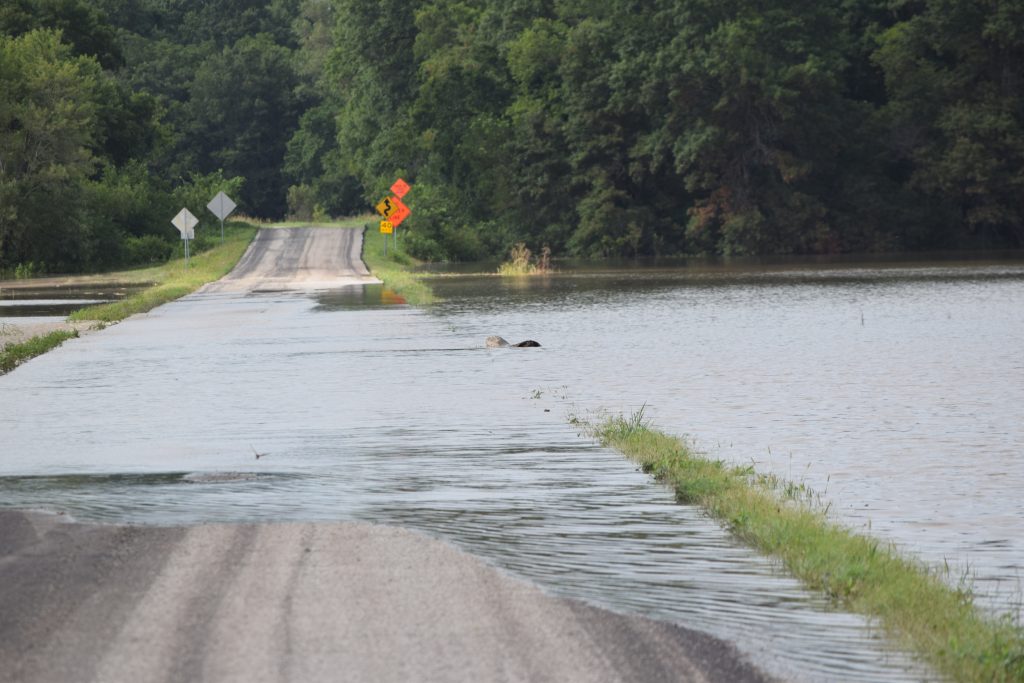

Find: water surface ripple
<box><xmin>4</xmin><ymin>261</ymin><xmax>1020</xmax><ymax>681</ymax></box>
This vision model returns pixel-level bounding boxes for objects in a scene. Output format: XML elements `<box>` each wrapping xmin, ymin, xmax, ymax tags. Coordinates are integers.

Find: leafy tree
<box><xmin>0</xmin><ymin>30</ymin><xmax>101</xmax><ymax>269</ymax></box>
<box><xmin>187</xmin><ymin>33</ymin><xmax>301</xmax><ymax>217</ymax></box>
<box><xmin>284</xmin><ymin>0</ymin><xmax>364</xmax><ymax>216</ymax></box>
<box><xmin>875</xmin><ymin>0</ymin><xmax>1024</xmax><ymax>247</ymax></box>
<box><xmin>328</xmin><ymin>0</ymin><xmax>420</xmax><ymax>197</ymax></box>
<box><xmin>0</xmin><ymin>0</ymin><xmax>122</xmax><ymax>68</ymax></box>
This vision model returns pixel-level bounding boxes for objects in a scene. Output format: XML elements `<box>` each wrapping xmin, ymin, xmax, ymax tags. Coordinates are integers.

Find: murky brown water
<box><xmin>2</xmin><ymin>258</ymin><xmax>1023</xmax><ymax>681</ymax></box>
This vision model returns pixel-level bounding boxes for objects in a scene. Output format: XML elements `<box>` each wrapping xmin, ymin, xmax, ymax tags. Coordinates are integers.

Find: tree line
<box><xmin>3</xmin><ymin>0</ymin><xmax>1023</xmax><ymax>271</ymax></box>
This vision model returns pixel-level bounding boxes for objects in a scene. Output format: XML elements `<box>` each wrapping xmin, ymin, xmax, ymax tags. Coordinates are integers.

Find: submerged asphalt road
<box><xmin>0</xmin><ymin>511</ymin><xmax>769</xmax><ymax>683</ymax></box>
<box><xmin>1</xmin><ymin>228</ymin><xmax>771</xmax><ymax>682</ymax></box>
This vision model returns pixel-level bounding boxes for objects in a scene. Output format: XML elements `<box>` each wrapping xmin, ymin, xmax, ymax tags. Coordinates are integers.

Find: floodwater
<box><xmin>3</xmin><ymin>259</ymin><xmax>1024</xmax><ymax>681</ymax></box>
<box><xmin>0</xmin><ymin>283</ymin><xmax>142</xmax><ymax>323</ymax></box>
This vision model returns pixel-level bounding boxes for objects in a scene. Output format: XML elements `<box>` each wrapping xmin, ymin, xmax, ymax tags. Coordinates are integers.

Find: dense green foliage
<box><xmin>0</xmin><ymin>0</ymin><xmax>262</xmax><ymax>272</ymax></box>
<box><xmin>322</xmin><ymin>0</ymin><xmax>1024</xmax><ymax>259</ymax></box>
<box><xmin>4</xmin><ymin>0</ymin><xmax>1024</xmax><ymax>270</ymax></box>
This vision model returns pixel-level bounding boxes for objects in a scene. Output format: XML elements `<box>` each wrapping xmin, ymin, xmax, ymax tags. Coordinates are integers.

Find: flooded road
<box><xmin>3</xmin><ymin>235</ymin><xmax>1022</xmax><ymax>681</ymax></box>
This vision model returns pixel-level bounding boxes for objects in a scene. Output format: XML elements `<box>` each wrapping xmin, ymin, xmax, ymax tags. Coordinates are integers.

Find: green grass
<box><xmin>575</xmin><ymin>409</ymin><xmax>1024</xmax><ymax>682</ymax></box>
<box><xmin>1</xmin><ymin>329</ymin><xmax>79</xmax><ymax>374</ymax></box>
<box><xmin>68</xmin><ymin>224</ymin><xmax>256</xmax><ymax>323</ymax></box>
<box><xmin>358</xmin><ymin>218</ymin><xmax>437</xmax><ymax>305</ymax></box>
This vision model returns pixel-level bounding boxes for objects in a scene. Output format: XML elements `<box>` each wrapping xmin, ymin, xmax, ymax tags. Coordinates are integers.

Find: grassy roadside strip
<box><xmin>0</xmin><ymin>329</ymin><xmax>79</xmax><ymax>374</ymax></box>
<box><xmin>68</xmin><ymin>224</ymin><xmax>256</xmax><ymax>323</ymax></box>
<box><xmin>577</xmin><ymin>411</ymin><xmax>1024</xmax><ymax>682</ymax></box>
<box><xmin>359</xmin><ymin>220</ymin><xmax>436</xmax><ymax>305</ymax></box>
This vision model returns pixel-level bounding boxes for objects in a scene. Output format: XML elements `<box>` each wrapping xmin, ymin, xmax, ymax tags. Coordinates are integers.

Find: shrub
<box><xmin>287</xmin><ymin>184</ymin><xmax>315</xmax><ymax>221</ymax></box>
<box><xmin>123</xmin><ymin>235</ymin><xmax>173</xmax><ymax>265</ymax></box>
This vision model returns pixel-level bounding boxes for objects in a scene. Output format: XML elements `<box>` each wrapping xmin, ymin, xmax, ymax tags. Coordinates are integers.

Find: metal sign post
<box><xmin>172</xmin><ymin>208</ymin><xmax>198</xmax><ymax>266</ymax></box>
<box><xmin>206</xmin><ymin>191</ymin><xmax>237</xmax><ymax>242</ymax></box>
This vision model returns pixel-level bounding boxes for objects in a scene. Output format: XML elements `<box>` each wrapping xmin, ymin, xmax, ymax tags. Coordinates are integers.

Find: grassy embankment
<box><xmin>67</xmin><ymin>223</ymin><xmax>256</xmax><ymax>323</ymax></box>
<box><xmin>576</xmin><ymin>410</ymin><xmax>1024</xmax><ymax>682</ymax></box>
<box><xmin>1</xmin><ymin>223</ymin><xmax>256</xmax><ymax>375</ymax></box>
<box><xmin>358</xmin><ymin>218</ymin><xmax>436</xmax><ymax>305</ymax></box>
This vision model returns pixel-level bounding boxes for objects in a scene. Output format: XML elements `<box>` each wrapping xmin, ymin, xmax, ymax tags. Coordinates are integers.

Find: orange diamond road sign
<box><xmin>387</xmin><ymin>196</ymin><xmax>411</xmax><ymax>227</ymax></box>
<box><xmin>390</xmin><ymin>178</ymin><xmax>410</xmax><ymax>198</ymax></box>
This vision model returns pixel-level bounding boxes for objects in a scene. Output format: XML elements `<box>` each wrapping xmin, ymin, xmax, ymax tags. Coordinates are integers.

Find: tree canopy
<box><xmin>3</xmin><ymin>0</ymin><xmax>1023</xmax><ymax>272</ymax></box>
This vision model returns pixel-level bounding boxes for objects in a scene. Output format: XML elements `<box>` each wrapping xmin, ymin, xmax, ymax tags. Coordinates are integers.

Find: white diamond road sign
<box><xmin>172</xmin><ymin>208</ymin><xmax>198</xmax><ymax>240</ymax></box>
<box><xmin>207</xmin><ymin>191</ymin><xmax>237</xmax><ymax>221</ymax></box>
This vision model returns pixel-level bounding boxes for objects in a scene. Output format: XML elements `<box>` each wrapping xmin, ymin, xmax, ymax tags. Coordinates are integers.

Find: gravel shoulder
<box><xmin>0</xmin><ymin>510</ymin><xmax>771</xmax><ymax>683</ymax></box>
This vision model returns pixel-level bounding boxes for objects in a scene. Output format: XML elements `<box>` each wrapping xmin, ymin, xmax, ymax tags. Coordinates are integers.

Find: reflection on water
<box><xmin>0</xmin><ymin>283</ymin><xmax>145</xmax><ymax>319</ymax></box>
<box><xmin>2</xmin><ymin>258</ymin><xmax>1023</xmax><ymax>680</ymax></box>
<box><xmin>313</xmin><ymin>284</ymin><xmax>407</xmax><ymax>310</ymax></box>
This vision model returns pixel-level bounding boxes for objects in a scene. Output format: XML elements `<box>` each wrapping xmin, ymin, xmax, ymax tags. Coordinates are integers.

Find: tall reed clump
<box><xmin>1</xmin><ymin>329</ymin><xmax>79</xmax><ymax>375</ymax></box>
<box><xmin>576</xmin><ymin>409</ymin><xmax>1024</xmax><ymax>682</ymax></box>
<box><xmin>498</xmin><ymin>242</ymin><xmax>552</xmax><ymax>275</ymax></box>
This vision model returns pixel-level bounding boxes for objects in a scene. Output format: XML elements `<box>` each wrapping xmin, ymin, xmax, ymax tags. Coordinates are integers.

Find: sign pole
<box><xmin>206</xmin><ymin>192</ymin><xmax>236</xmax><ymax>245</ymax></box>
<box><xmin>172</xmin><ymin>207</ymin><xmax>198</xmax><ymax>268</ymax></box>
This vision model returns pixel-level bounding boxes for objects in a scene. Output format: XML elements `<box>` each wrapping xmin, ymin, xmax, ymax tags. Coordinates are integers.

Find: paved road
<box><xmin>0</xmin><ymin>511</ymin><xmax>769</xmax><ymax>683</ymax></box>
<box><xmin>202</xmin><ymin>227</ymin><xmax>380</xmax><ymax>293</ymax></box>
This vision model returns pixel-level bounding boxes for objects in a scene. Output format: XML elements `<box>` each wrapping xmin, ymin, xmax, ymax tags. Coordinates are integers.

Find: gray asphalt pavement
<box><xmin>0</xmin><ymin>511</ymin><xmax>771</xmax><ymax>683</ymax></box>
<box><xmin>201</xmin><ymin>227</ymin><xmax>380</xmax><ymax>293</ymax></box>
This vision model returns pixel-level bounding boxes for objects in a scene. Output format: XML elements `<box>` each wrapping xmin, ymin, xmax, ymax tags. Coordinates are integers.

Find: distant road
<box><xmin>202</xmin><ymin>227</ymin><xmax>380</xmax><ymax>293</ymax></box>
<box><xmin>0</xmin><ymin>511</ymin><xmax>769</xmax><ymax>683</ymax></box>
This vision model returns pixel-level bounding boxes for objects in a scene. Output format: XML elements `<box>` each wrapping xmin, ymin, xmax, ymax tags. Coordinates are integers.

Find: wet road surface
<box><xmin>0</xmin><ymin>510</ymin><xmax>770</xmax><ymax>683</ymax></box>
<box><xmin>0</xmin><ymin>228</ymin><xmax>775</xmax><ymax>682</ymax></box>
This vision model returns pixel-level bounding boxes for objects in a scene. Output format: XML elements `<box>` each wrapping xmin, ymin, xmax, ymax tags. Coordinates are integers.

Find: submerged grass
<box><xmin>0</xmin><ymin>329</ymin><xmax>79</xmax><ymax>374</ymax></box>
<box><xmin>359</xmin><ymin>218</ymin><xmax>436</xmax><ymax>305</ymax></box>
<box><xmin>68</xmin><ymin>224</ymin><xmax>256</xmax><ymax>323</ymax></box>
<box><xmin>577</xmin><ymin>410</ymin><xmax>1024</xmax><ymax>682</ymax></box>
